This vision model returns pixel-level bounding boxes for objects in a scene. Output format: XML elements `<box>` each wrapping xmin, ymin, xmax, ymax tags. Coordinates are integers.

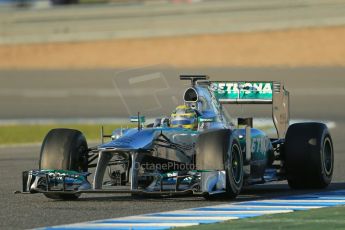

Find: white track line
<box><xmin>65</xmin><ymin>223</ymin><xmax>197</xmax><ymax>228</ymax></box>
<box><xmin>249</xmin><ymin>199</ymin><xmax>345</xmax><ymax>203</ymax></box>
<box><xmin>214</xmin><ymin>205</ymin><xmax>323</xmax><ymax>209</ymax></box>
<box><xmin>42</xmin><ymin>190</ymin><xmax>345</xmax><ymax>229</ymax></box>
<box><xmin>123</xmin><ymin>216</ymin><xmax>239</xmax><ymax>220</ymax></box>
<box><xmin>160</xmin><ymin>210</ymin><xmax>292</xmax><ymax>214</ymax></box>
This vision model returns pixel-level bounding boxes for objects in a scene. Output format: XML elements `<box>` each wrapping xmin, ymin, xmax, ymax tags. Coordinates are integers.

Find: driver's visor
<box><xmin>171</xmin><ymin>119</ymin><xmax>194</xmax><ymax>125</ymax></box>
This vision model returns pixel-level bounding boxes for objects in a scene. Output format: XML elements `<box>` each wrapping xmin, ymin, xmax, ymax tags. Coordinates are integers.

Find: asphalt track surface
<box><xmin>0</xmin><ymin>67</ymin><xmax>345</xmax><ymax>229</ymax></box>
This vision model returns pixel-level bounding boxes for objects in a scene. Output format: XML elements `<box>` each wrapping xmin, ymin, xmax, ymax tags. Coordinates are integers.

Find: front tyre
<box><xmin>224</xmin><ymin>137</ymin><xmax>244</xmax><ymax>198</ymax></box>
<box><xmin>285</xmin><ymin>122</ymin><xmax>334</xmax><ymax>189</ymax></box>
<box><xmin>197</xmin><ymin>130</ymin><xmax>243</xmax><ymax>200</ymax></box>
<box><xmin>39</xmin><ymin>128</ymin><xmax>88</xmax><ymax>200</ymax></box>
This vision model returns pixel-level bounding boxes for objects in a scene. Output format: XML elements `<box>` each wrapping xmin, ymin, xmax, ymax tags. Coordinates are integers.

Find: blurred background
<box><xmin>0</xmin><ymin>0</ymin><xmax>345</xmax><ymax>144</ymax></box>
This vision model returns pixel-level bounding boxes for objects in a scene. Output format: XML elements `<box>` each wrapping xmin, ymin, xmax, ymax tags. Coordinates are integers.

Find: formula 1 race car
<box><xmin>20</xmin><ymin>75</ymin><xmax>334</xmax><ymax>200</ymax></box>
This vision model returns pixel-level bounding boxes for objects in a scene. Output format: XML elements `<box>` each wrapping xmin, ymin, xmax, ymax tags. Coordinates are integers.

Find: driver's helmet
<box><xmin>170</xmin><ymin>105</ymin><xmax>198</xmax><ymax>130</ymax></box>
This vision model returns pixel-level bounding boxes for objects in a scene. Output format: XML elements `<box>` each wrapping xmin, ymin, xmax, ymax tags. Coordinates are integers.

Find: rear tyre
<box><xmin>285</xmin><ymin>122</ymin><xmax>333</xmax><ymax>189</ymax></box>
<box><xmin>39</xmin><ymin>128</ymin><xmax>88</xmax><ymax>200</ymax></box>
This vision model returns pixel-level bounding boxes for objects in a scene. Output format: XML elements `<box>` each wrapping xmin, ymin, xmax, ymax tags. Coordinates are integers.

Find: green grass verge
<box><xmin>178</xmin><ymin>206</ymin><xmax>345</xmax><ymax>230</ymax></box>
<box><xmin>0</xmin><ymin>124</ymin><xmax>133</xmax><ymax>145</ymax></box>
<box><xmin>0</xmin><ymin>123</ymin><xmax>275</xmax><ymax>145</ymax></box>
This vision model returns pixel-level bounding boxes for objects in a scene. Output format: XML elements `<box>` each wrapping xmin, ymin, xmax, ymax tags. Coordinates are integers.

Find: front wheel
<box><xmin>39</xmin><ymin>128</ymin><xmax>88</xmax><ymax>200</ymax></box>
<box><xmin>224</xmin><ymin>137</ymin><xmax>244</xmax><ymax>198</ymax></box>
<box><xmin>197</xmin><ymin>130</ymin><xmax>244</xmax><ymax>199</ymax></box>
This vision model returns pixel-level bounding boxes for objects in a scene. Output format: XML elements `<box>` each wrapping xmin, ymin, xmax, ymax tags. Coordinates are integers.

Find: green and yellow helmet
<box><xmin>170</xmin><ymin>105</ymin><xmax>198</xmax><ymax>130</ymax></box>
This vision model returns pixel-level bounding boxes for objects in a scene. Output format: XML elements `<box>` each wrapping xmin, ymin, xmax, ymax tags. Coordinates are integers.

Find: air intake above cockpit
<box><xmin>184</xmin><ymin>87</ymin><xmax>198</xmax><ymax>102</ymax></box>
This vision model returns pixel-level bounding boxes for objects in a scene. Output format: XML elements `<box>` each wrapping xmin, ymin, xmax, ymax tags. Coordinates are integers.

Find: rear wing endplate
<box><xmin>210</xmin><ymin>81</ymin><xmax>289</xmax><ymax>138</ymax></box>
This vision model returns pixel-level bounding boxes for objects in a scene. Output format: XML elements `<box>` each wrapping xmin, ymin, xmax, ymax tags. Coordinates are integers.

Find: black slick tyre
<box><xmin>285</xmin><ymin>122</ymin><xmax>333</xmax><ymax>189</ymax></box>
<box><xmin>39</xmin><ymin>128</ymin><xmax>88</xmax><ymax>200</ymax></box>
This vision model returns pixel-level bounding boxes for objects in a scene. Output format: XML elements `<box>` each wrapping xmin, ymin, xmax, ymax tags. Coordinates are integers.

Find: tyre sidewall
<box><xmin>319</xmin><ymin>133</ymin><xmax>333</xmax><ymax>185</ymax></box>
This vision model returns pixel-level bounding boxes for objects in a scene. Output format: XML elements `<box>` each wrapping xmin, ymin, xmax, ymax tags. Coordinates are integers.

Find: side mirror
<box><xmin>130</xmin><ymin>116</ymin><xmax>145</xmax><ymax>123</ymax></box>
<box><xmin>130</xmin><ymin>115</ymin><xmax>145</xmax><ymax>130</ymax></box>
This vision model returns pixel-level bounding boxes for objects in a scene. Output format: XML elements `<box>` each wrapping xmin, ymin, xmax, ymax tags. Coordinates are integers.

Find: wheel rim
<box><xmin>231</xmin><ymin>144</ymin><xmax>242</xmax><ymax>184</ymax></box>
<box><xmin>323</xmin><ymin>137</ymin><xmax>333</xmax><ymax>176</ymax></box>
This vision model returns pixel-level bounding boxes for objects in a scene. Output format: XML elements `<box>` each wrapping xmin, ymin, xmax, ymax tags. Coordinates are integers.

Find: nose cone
<box><xmin>100</xmin><ymin>129</ymin><xmax>156</xmax><ymax>150</ymax></box>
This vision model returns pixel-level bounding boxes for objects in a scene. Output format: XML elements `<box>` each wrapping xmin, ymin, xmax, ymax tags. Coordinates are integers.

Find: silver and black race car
<box><xmin>20</xmin><ymin>75</ymin><xmax>334</xmax><ymax>200</ymax></box>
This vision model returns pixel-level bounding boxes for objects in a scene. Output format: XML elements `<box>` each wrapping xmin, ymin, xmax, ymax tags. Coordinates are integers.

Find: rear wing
<box><xmin>210</xmin><ymin>81</ymin><xmax>289</xmax><ymax>138</ymax></box>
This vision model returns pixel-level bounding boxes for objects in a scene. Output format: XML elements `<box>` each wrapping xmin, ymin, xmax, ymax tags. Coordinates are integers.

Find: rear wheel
<box><xmin>285</xmin><ymin>122</ymin><xmax>334</xmax><ymax>189</ymax></box>
<box><xmin>39</xmin><ymin>128</ymin><xmax>88</xmax><ymax>200</ymax></box>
